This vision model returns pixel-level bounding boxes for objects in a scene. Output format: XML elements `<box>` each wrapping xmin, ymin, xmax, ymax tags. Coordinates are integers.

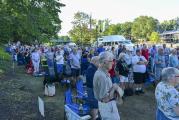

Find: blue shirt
<box><xmin>169</xmin><ymin>55</ymin><xmax>179</xmax><ymax>68</ymax></box>
<box><xmin>155</xmin><ymin>54</ymin><xmax>166</xmax><ymax>68</ymax></box>
<box><xmin>97</xmin><ymin>47</ymin><xmax>105</xmax><ymax>54</ymax></box>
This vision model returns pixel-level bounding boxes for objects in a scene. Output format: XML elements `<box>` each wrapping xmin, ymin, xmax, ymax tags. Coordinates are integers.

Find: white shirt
<box><xmin>56</xmin><ymin>54</ymin><xmax>64</xmax><ymax>64</ymax></box>
<box><xmin>124</xmin><ymin>53</ymin><xmax>132</xmax><ymax>65</ymax></box>
<box><xmin>31</xmin><ymin>51</ymin><xmax>40</xmax><ymax>62</ymax></box>
<box><xmin>132</xmin><ymin>55</ymin><xmax>147</xmax><ymax>73</ymax></box>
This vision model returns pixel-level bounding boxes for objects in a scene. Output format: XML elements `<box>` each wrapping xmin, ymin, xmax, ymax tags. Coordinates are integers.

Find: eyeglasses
<box><xmin>175</xmin><ymin>75</ymin><xmax>179</xmax><ymax>78</ymax></box>
<box><xmin>105</xmin><ymin>60</ymin><xmax>113</xmax><ymax>63</ymax></box>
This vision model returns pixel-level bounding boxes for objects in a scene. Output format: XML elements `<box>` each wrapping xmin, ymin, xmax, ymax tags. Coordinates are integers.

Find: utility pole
<box><xmin>96</xmin><ymin>25</ymin><xmax>98</xmax><ymax>47</ymax></box>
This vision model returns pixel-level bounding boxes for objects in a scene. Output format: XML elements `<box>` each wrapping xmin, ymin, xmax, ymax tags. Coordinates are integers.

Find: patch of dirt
<box><xmin>0</xmin><ymin>63</ymin><xmax>156</xmax><ymax>120</ymax></box>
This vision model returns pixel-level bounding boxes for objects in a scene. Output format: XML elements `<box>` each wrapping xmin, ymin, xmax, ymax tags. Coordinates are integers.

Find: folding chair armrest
<box><xmin>77</xmin><ymin>90</ymin><xmax>85</xmax><ymax>96</ymax></box>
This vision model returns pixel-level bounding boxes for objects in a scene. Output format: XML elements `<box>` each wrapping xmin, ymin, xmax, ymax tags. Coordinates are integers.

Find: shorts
<box><xmin>56</xmin><ymin>64</ymin><xmax>63</xmax><ymax>73</ymax></box>
<box><xmin>71</xmin><ymin>68</ymin><xmax>80</xmax><ymax>77</ymax></box>
<box><xmin>119</xmin><ymin>75</ymin><xmax>128</xmax><ymax>82</ymax></box>
<box><xmin>133</xmin><ymin>72</ymin><xmax>146</xmax><ymax>84</ymax></box>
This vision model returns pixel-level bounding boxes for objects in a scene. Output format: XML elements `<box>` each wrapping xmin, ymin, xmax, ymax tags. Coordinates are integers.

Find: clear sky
<box><xmin>59</xmin><ymin>0</ymin><xmax>179</xmax><ymax>35</ymax></box>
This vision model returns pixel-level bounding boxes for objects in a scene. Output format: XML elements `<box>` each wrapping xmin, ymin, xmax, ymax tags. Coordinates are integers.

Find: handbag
<box><xmin>44</xmin><ymin>83</ymin><xmax>55</xmax><ymax>96</ymax></box>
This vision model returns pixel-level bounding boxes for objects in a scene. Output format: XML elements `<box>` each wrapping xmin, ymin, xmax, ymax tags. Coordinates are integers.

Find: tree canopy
<box><xmin>149</xmin><ymin>32</ymin><xmax>160</xmax><ymax>43</ymax></box>
<box><xmin>0</xmin><ymin>0</ymin><xmax>65</xmax><ymax>44</ymax></box>
<box><xmin>69</xmin><ymin>12</ymin><xmax>97</xmax><ymax>45</ymax></box>
<box><xmin>131</xmin><ymin>16</ymin><xmax>158</xmax><ymax>41</ymax></box>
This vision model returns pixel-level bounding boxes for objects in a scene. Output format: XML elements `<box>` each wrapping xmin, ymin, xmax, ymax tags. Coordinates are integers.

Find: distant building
<box><xmin>160</xmin><ymin>30</ymin><xmax>179</xmax><ymax>43</ymax></box>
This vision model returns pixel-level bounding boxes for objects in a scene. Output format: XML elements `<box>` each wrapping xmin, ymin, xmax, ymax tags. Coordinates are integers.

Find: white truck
<box><xmin>93</xmin><ymin>35</ymin><xmax>134</xmax><ymax>51</ymax></box>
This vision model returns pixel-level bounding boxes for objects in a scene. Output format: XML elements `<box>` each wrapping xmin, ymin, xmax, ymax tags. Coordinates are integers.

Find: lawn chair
<box><xmin>64</xmin><ymin>89</ymin><xmax>90</xmax><ymax>120</ymax></box>
<box><xmin>64</xmin><ymin>105</ymin><xmax>91</xmax><ymax>120</ymax></box>
<box><xmin>76</xmin><ymin>80</ymin><xmax>88</xmax><ymax>100</ymax></box>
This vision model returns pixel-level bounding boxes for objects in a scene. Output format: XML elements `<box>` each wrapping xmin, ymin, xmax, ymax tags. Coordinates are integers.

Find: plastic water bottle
<box><xmin>84</xmin><ymin>90</ymin><xmax>88</xmax><ymax>97</ymax></box>
<box><xmin>79</xmin><ymin>104</ymin><xmax>83</xmax><ymax>114</ymax></box>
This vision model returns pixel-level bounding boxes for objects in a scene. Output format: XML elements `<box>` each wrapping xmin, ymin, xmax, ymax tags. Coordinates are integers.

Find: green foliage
<box><xmin>69</xmin><ymin>12</ymin><xmax>178</xmax><ymax>43</ymax></box>
<box><xmin>159</xmin><ymin>19</ymin><xmax>178</xmax><ymax>32</ymax></box>
<box><xmin>0</xmin><ymin>0</ymin><xmax>65</xmax><ymax>44</ymax></box>
<box><xmin>0</xmin><ymin>45</ymin><xmax>11</xmax><ymax>76</ymax></box>
<box><xmin>103</xmin><ymin>24</ymin><xmax>121</xmax><ymax>35</ymax></box>
<box><xmin>58</xmin><ymin>36</ymin><xmax>70</xmax><ymax>41</ymax></box>
<box><xmin>0</xmin><ymin>47</ymin><xmax>10</xmax><ymax>61</ymax></box>
<box><xmin>69</xmin><ymin>12</ymin><xmax>95</xmax><ymax>45</ymax></box>
<box><xmin>149</xmin><ymin>32</ymin><xmax>160</xmax><ymax>43</ymax></box>
<box><xmin>120</xmin><ymin>22</ymin><xmax>133</xmax><ymax>39</ymax></box>
<box><xmin>131</xmin><ymin>16</ymin><xmax>158</xmax><ymax>41</ymax></box>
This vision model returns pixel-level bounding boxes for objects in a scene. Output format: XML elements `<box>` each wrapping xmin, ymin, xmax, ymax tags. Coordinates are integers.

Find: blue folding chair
<box><xmin>64</xmin><ymin>89</ymin><xmax>90</xmax><ymax>118</ymax></box>
<box><xmin>76</xmin><ymin>80</ymin><xmax>88</xmax><ymax>100</ymax></box>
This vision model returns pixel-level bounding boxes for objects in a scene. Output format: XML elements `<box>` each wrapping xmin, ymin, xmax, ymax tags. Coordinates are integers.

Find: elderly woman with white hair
<box><xmin>93</xmin><ymin>51</ymin><xmax>123</xmax><ymax>120</ymax></box>
<box><xmin>155</xmin><ymin>67</ymin><xmax>179</xmax><ymax>120</ymax></box>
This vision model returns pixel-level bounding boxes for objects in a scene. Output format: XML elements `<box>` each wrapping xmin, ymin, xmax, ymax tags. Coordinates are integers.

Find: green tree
<box><xmin>103</xmin><ymin>24</ymin><xmax>121</xmax><ymax>35</ymax></box>
<box><xmin>159</xmin><ymin>19</ymin><xmax>178</xmax><ymax>32</ymax></box>
<box><xmin>0</xmin><ymin>0</ymin><xmax>65</xmax><ymax>44</ymax></box>
<box><xmin>149</xmin><ymin>32</ymin><xmax>160</xmax><ymax>43</ymax></box>
<box><xmin>131</xmin><ymin>16</ymin><xmax>158</xmax><ymax>41</ymax></box>
<box><xmin>120</xmin><ymin>22</ymin><xmax>133</xmax><ymax>39</ymax></box>
<box><xmin>69</xmin><ymin>12</ymin><xmax>96</xmax><ymax>45</ymax></box>
<box><xmin>58</xmin><ymin>36</ymin><xmax>70</xmax><ymax>41</ymax></box>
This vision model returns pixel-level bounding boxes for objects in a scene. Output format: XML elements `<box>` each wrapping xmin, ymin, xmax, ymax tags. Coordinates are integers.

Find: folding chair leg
<box><xmin>64</xmin><ymin>110</ymin><xmax>66</xmax><ymax>120</ymax></box>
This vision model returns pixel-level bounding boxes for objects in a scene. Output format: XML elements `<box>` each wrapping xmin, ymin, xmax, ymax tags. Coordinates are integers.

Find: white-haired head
<box><xmin>161</xmin><ymin>67</ymin><xmax>179</xmax><ymax>84</ymax></box>
<box><xmin>99</xmin><ymin>51</ymin><xmax>114</xmax><ymax>70</ymax></box>
<box><xmin>91</xmin><ymin>56</ymin><xmax>100</xmax><ymax>67</ymax></box>
<box><xmin>118</xmin><ymin>52</ymin><xmax>126</xmax><ymax>60</ymax></box>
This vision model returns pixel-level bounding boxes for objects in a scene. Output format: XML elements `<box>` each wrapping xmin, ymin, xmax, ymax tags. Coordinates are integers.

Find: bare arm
<box><xmin>173</xmin><ymin>106</ymin><xmax>179</xmax><ymax>116</ymax></box>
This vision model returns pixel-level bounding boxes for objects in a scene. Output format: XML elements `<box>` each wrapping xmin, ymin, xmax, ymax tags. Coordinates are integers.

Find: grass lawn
<box><xmin>0</xmin><ymin>45</ymin><xmax>11</xmax><ymax>76</ymax></box>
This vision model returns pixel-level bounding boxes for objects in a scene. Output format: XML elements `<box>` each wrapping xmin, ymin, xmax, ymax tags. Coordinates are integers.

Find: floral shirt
<box><xmin>155</xmin><ymin>82</ymin><xmax>179</xmax><ymax>120</ymax></box>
